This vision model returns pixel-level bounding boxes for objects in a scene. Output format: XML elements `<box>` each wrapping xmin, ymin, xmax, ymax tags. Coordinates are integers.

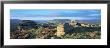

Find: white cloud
<box><xmin>89</xmin><ymin>14</ymin><xmax>100</xmax><ymax>16</ymax></box>
<box><xmin>11</xmin><ymin>17</ymin><xmax>98</xmax><ymax>20</ymax></box>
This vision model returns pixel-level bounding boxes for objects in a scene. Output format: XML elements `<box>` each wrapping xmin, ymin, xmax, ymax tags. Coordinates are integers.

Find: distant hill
<box><xmin>19</xmin><ymin>20</ymin><xmax>37</xmax><ymax>29</ymax></box>
<box><xmin>32</xmin><ymin>19</ymin><xmax>100</xmax><ymax>24</ymax></box>
<box><xmin>77</xmin><ymin>19</ymin><xmax>101</xmax><ymax>24</ymax></box>
<box><xmin>10</xmin><ymin>19</ymin><xmax>21</xmax><ymax>32</ymax></box>
<box><xmin>10</xmin><ymin>19</ymin><xmax>21</xmax><ymax>24</ymax></box>
<box><xmin>48</xmin><ymin>19</ymin><xmax>71</xmax><ymax>23</ymax></box>
<box><xmin>10</xmin><ymin>19</ymin><xmax>100</xmax><ymax>32</ymax></box>
<box><xmin>33</xmin><ymin>20</ymin><xmax>48</xmax><ymax>23</ymax></box>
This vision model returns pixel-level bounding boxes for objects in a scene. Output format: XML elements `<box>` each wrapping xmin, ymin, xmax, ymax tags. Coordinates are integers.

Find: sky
<box><xmin>10</xmin><ymin>9</ymin><xmax>101</xmax><ymax>20</ymax></box>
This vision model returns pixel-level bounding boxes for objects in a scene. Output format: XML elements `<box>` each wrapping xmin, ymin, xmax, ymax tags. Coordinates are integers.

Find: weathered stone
<box><xmin>56</xmin><ymin>23</ymin><xmax>65</xmax><ymax>37</ymax></box>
